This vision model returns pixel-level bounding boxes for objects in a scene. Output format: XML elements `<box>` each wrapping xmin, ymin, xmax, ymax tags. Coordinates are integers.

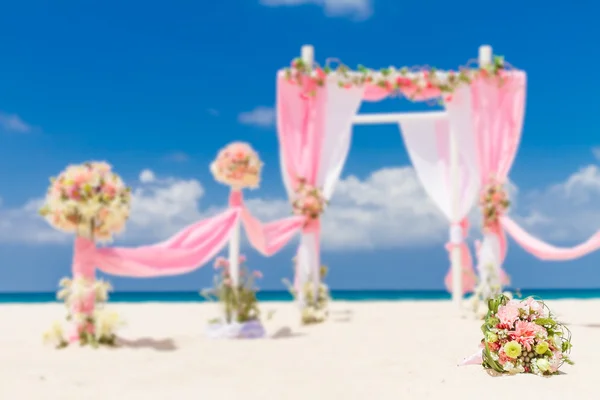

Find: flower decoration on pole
<box><xmin>210</xmin><ymin>142</ymin><xmax>263</xmax><ymax>190</ymax></box>
<box><xmin>201</xmin><ymin>255</ymin><xmax>267</xmax><ymax>339</ymax></box>
<box><xmin>39</xmin><ymin>161</ymin><xmax>131</xmax><ymax>242</ymax></box>
<box><xmin>38</xmin><ymin>161</ymin><xmax>130</xmax><ymax>348</ymax></box>
<box><xmin>291</xmin><ymin>178</ymin><xmax>327</xmax><ymax>225</ymax></box>
<box><xmin>283</xmin><ymin>54</ymin><xmax>510</xmax><ymax>103</ymax></box>
<box><xmin>283</xmin><ymin>263</ymin><xmax>331</xmax><ymax>325</ymax></box>
<box><xmin>43</xmin><ymin>278</ymin><xmax>124</xmax><ymax>348</ymax></box>
<box><xmin>479</xmin><ymin>177</ymin><xmax>510</xmax><ymax>232</ymax></box>
<box><xmin>480</xmin><ymin>294</ymin><xmax>573</xmax><ymax>375</ymax></box>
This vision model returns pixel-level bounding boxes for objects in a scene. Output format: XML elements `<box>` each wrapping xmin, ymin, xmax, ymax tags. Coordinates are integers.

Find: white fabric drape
<box><xmin>279</xmin><ymin>84</ymin><xmax>364</xmax><ymax>296</ymax></box>
<box><xmin>399</xmin><ymin>86</ymin><xmax>479</xmax><ymax>239</ymax></box>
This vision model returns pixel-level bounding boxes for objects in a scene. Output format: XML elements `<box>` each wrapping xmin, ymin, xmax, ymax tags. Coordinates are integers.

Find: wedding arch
<box><xmin>61</xmin><ymin>45</ymin><xmax>600</xmax><ymax>313</ymax></box>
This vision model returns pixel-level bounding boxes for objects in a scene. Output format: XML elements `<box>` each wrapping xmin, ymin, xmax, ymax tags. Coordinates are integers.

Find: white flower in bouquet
<box><xmin>39</xmin><ymin>161</ymin><xmax>131</xmax><ymax>243</ymax></box>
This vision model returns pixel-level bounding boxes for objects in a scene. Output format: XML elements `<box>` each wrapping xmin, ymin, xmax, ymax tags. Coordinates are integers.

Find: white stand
<box><xmin>228</xmin><ymin>198</ymin><xmax>241</xmax><ymax>322</ymax></box>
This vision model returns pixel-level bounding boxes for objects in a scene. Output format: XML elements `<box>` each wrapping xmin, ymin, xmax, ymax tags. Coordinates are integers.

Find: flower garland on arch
<box><xmin>479</xmin><ymin>177</ymin><xmax>511</xmax><ymax>232</ymax></box>
<box><xmin>282</xmin><ymin>54</ymin><xmax>510</xmax><ymax>102</ymax></box>
<box><xmin>291</xmin><ymin>178</ymin><xmax>327</xmax><ymax>225</ymax></box>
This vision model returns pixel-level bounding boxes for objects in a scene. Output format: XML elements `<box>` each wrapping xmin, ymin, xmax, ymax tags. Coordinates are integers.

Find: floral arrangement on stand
<box><xmin>201</xmin><ymin>255</ymin><xmax>267</xmax><ymax>339</ymax></box>
<box><xmin>210</xmin><ymin>142</ymin><xmax>263</xmax><ymax>189</ymax></box>
<box><xmin>480</xmin><ymin>294</ymin><xmax>573</xmax><ymax>375</ymax></box>
<box><xmin>283</xmin><ymin>262</ymin><xmax>331</xmax><ymax>325</ymax></box>
<box><xmin>43</xmin><ymin>277</ymin><xmax>124</xmax><ymax>349</ymax></box>
<box><xmin>39</xmin><ymin>161</ymin><xmax>130</xmax><ymax>348</ymax></box>
<box><xmin>283</xmin><ymin>54</ymin><xmax>510</xmax><ymax>102</ymax></box>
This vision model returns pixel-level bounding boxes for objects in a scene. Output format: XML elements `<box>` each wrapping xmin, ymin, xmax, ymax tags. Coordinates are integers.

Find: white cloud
<box><xmin>513</xmin><ymin>165</ymin><xmax>600</xmax><ymax>241</ymax></box>
<box><xmin>260</xmin><ymin>0</ymin><xmax>372</xmax><ymax>20</ymax></box>
<box><xmin>139</xmin><ymin>169</ymin><xmax>156</xmax><ymax>183</ymax></box>
<box><xmin>0</xmin><ymin>112</ymin><xmax>33</xmax><ymax>134</ymax></box>
<box><xmin>238</xmin><ymin>106</ymin><xmax>276</xmax><ymax>128</ymax></box>
<box><xmin>2</xmin><ymin>165</ymin><xmax>600</xmax><ymax>250</ymax></box>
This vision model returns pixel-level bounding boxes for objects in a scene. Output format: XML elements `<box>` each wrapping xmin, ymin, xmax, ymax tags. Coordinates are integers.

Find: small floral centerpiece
<box><xmin>479</xmin><ymin>177</ymin><xmax>510</xmax><ymax>232</ymax></box>
<box><xmin>210</xmin><ymin>142</ymin><xmax>263</xmax><ymax>189</ymax></box>
<box><xmin>39</xmin><ymin>161</ymin><xmax>131</xmax><ymax>242</ymax></box>
<box><xmin>283</xmin><ymin>263</ymin><xmax>331</xmax><ymax>325</ymax></box>
<box><xmin>201</xmin><ymin>255</ymin><xmax>266</xmax><ymax>339</ymax></box>
<box><xmin>292</xmin><ymin>178</ymin><xmax>327</xmax><ymax>224</ymax></box>
<box><xmin>43</xmin><ymin>277</ymin><xmax>124</xmax><ymax>349</ymax></box>
<box><xmin>480</xmin><ymin>294</ymin><xmax>573</xmax><ymax>375</ymax></box>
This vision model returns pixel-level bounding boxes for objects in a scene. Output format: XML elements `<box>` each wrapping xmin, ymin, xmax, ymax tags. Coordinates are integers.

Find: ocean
<box><xmin>1</xmin><ymin>289</ymin><xmax>600</xmax><ymax>303</ymax></box>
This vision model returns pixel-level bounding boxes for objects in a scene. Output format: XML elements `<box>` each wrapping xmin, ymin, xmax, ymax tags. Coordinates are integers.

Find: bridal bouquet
<box><xmin>481</xmin><ymin>294</ymin><xmax>573</xmax><ymax>375</ymax></box>
<box><xmin>43</xmin><ymin>277</ymin><xmax>124</xmax><ymax>349</ymax></box>
<box><xmin>210</xmin><ymin>142</ymin><xmax>262</xmax><ymax>189</ymax></box>
<box><xmin>39</xmin><ymin>161</ymin><xmax>131</xmax><ymax>242</ymax></box>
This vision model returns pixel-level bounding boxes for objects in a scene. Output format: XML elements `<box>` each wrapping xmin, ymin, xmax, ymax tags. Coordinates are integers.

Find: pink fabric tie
<box><xmin>444</xmin><ymin>218</ymin><xmax>476</xmax><ymax>294</ymax></box>
<box><xmin>228</xmin><ymin>189</ymin><xmax>305</xmax><ymax>257</ymax></box>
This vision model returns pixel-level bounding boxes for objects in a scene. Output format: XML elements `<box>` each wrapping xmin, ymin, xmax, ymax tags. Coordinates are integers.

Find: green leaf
<box><xmin>535</xmin><ymin>318</ymin><xmax>557</xmax><ymax>327</ymax></box>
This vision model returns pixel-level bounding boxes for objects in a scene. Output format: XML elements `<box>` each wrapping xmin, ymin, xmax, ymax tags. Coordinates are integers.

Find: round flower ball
<box><xmin>39</xmin><ymin>161</ymin><xmax>131</xmax><ymax>242</ymax></box>
<box><xmin>210</xmin><ymin>142</ymin><xmax>262</xmax><ymax>189</ymax></box>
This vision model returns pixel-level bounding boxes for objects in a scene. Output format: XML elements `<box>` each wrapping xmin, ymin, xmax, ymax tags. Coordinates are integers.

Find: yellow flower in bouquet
<box><xmin>39</xmin><ymin>161</ymin><xmax>131</xmax><ymax>242</ymax></box>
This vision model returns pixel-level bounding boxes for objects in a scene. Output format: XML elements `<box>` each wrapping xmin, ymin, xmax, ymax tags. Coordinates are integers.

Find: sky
<box><xmin>1</xmin><ymin>0</ymin><xmax>600</xmax><ymax>293</ymax></box>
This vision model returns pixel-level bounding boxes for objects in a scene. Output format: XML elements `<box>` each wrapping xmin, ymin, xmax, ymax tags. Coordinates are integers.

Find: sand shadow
<box><xmin>116</xmin><ymin>337</ymin><xmax>178</xmax><ymax>351</ymax></box>
<box><xmin>575</xmin><ymin>323</ymin><xmax>600</xmax><ymax>329</ymax></box>
<box><xmin>270</xmin><ymin>327</ymin><xmax>306</xmax><ymax>340</ymax></box>
<box><xmin>330</xmin><ymin>309</ymin><xmax>353</xmax><ymax>316</ymax></box>
<box><xmin>332</xmin><ymin>316</ymin><xmax>352</xmax><ymax>323</ymax></box>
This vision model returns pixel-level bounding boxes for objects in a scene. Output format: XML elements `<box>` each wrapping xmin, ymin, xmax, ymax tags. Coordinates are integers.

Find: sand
<box><xmin>0</xmin><ymin>299</ymin><xmax>596</xmax><ymax>400</ymax></box>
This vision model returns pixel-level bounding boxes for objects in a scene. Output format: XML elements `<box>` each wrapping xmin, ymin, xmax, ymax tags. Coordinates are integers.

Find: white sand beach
<box><xmin>0</xmin><ymin>300</ymin><xmax>596</xmax><ymax>400</ymax></box>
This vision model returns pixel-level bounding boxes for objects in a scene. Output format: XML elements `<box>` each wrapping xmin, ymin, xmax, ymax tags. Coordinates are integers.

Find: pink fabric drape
<box><xmin>277</xmin><ymin>76</ymin><xmax>327</xmax><ymax>289</ymax></box>
<box><xmin>74</xmin><ymin>208</ymin><xmax>241</xmax><ymax>278</ymax></box>
<box><xmin>444</xmin><ymin>219</ymin><xmax>476</xmax><ymax>294</ymax></box>
<box><xmin>228</xmin><ymin>190</ymin><xmax>305</xmax><ymax>256</ymax></box>
<box><xmin>501</xmin><ymin>216</ymin><xmax>600</xmax><ymax>261</ymax></box>
<box><xmin>471</xmin><ymin>71</ymin><xmax>526</xmax><ymax>277</ymax></box>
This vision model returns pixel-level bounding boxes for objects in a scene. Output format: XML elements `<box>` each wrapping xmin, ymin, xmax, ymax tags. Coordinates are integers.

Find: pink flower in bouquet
<box><xmin>521</xmin><ymin>297</ymin><xmax>545</xmax><ymax>316</ymax></box>
<box><xmin>512</xmin><ymin>320</ymin><xmax>543</xmax><ymax>351</ymax></box>
<box><xmin>238</xmin><ymin>254</ymin><xmax>247</xmax><ymax>264</ymax></box>
<box><xmin>223</xmin><ymin>278</ymin><xmax>232</xmax><ymax>286</ymax></box>
<box><xmin>497</xmin><ymin>303</ymin><xmax>520</xmax><ymax>326</ymax></box>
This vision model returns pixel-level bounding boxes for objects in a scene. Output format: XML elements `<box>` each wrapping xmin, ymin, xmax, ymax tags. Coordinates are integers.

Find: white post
<box><xmin>449</xmin><ymin>123</ymin><xmax>462</xmax><ymax>309</ymax></box>
<box><xmin>228</xmin><ymin>190</ymin><xmax>241</xmax><ymax>321</ymax></box>
<box><xmin>298</xmin><ymin>45</ymin><xmax>316</xmax><ymax>307</ymax></box>
<box><xmin>478</xmin><ymin>45</ymin><xmax>493</xmax><ymax>66</ymax></box>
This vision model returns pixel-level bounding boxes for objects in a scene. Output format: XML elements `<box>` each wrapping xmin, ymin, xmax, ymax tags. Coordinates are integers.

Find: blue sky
<box><xmin>1</xmin><ymin>0</ymin><xmax>600</xmax><ymax>293</ymax></box>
